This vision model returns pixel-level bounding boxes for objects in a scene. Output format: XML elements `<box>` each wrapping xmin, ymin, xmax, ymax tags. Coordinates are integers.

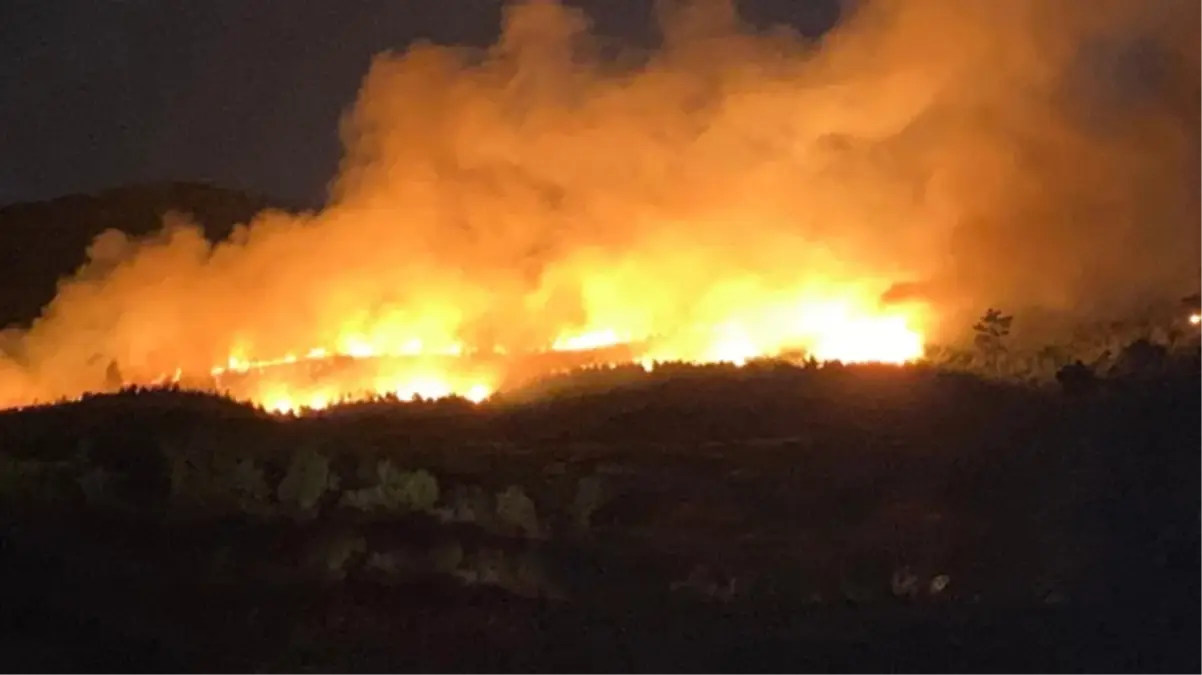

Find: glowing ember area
<box><xmin>1190</xmin><ymin>313</ymin><xmax>1201</xmax><ymax>326</ymax></box>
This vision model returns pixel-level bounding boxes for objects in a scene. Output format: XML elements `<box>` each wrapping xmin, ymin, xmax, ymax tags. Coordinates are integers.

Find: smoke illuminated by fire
<box><xmin>0</xmin><ymin>0</ymin><xmax>1197</xmax><ymax>413</ymax></box>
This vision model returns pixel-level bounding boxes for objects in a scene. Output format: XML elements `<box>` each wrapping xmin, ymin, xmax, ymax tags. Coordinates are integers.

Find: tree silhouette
<box><xmin>104</xmin><ymin>360</ymin><xmax>124</xmax><ymax>392</ymax></box>
<box><xmin>972</xmin><ymin>308</ymin><xmax>1012</xmax><ymax>372</ymax></box>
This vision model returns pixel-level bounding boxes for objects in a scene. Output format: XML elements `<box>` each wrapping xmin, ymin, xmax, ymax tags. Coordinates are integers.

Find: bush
<box><xmin>454</xmin><ymin>547</ymin><xmax>562</xmax><ymax>599</ymax></box>
<box><xmin>303</xmin><ymin>532</ymin><xmax>366</xmax><ymax>581</ymax></box>
<box><xmin>75</xmin><ymin>466</ymin><xmax>112</xmax><ymax>506</ymax></box>
<box><xmin>496</xmin><ymin>485</ymin><xmax>541</xmax><ymax>539</ymax></box>
<box><xmin>224</xmin><ymin>457</ymin><xmax>272</xmax><ymax>507</ymax></box>
<box><xmin>570</xmin><ymin>474</ymin><xmax>609</xmax><ymax>534</ymax></box>
<box><xmin>441</xmin><ymin>484</ymin><xmax>495</xmax><ymax>527</ymax></box>
<box><xmin>167</xmin><ymin>441</ymin><xmax>273</xmax><ymax>515</ymax></box>
<box><xmin>0</xmin><ymin>455</ymin><xmax>74</xmax><ymax>506</ymax></box>
<box><xmin>339</xmin><ymin>462</ymin><xmax>439</xmax><ymax>515</ymax></box>
<box><xmin>278</xmin><ymin>448</ymin><xmax>337</xmax><ymax>517</ymax></box>
<box><xmin>366</xmin><ymin>542</ymin><xmax>464</xmax><ymax>580</ymax></box>
<box><xmin>0</xmin><ymin>455</ymin><xmax>34</xmax><ymax>503</ymax></box>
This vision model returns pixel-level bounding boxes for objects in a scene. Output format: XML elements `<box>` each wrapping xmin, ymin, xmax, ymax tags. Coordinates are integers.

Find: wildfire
<box><xmin>0</xmin><ymin>0</ymin><xmax>1009</xmax><ymax>416</ymax></box>
<box><xmin>0</xmin><ymin>281</ymin><xmax>927</xmax><ymax>416</ymax></box>
<box><xmin>157</xmin><ymin>291</ymin><xmax>926</xmax><ymax>415</ymax></box>
<box><xmin>19</xmin><ymin>272</ymin><xmax>905</xmax><ymax>416</ymax></box>
<box><xmin>203</xmin><ymin>342</ymin><xmax>499</xmax><ymax>415</ymax></box>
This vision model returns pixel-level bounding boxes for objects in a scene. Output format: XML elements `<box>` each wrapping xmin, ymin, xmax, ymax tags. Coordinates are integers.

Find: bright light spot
<box><xmin>553</xmin><ymin>329</ymin><xmax>622</xmax><ymax>352</ymax></box>
<box><xmin>1190</xmin><ymin>313</ymin><xmax>1200</xmax><ymax>326</ymax></box>
<box><xmin>342</xmin><ymin>337</ymin><xmax>376</xmax><ymax>358</ymax></box>
<box><xmin>265</xmin><ymin>395</ymin><xmax>296</xmax><ymax>415</ymax></box>
<box><xmin>808</xmin><ymin>315</ymin><xmax>924</xmax><ymax>364</ymax></box>
<box><xmin>465</xmin><ymin>383</ymin><xmax>491</xmax><ymax>403</ymax></box>
<box><xmin>393</xmin><ymin>377</ymin><xmax>452</xmax><ymax>401</ymax></box>
<box><xmin>307</xmin><ymin>391</ymin><xmax>333</xmax><ymax>410</ymax></box>
<box><xmin>706</xmin><ymin>323</ymin><xmax>757</xmax><ymax>366</ymax></box>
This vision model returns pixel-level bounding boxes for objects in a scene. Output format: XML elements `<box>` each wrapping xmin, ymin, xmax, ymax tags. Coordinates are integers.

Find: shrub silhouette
<box><xmin>340</xmin><ymin>463</ymin><xmax>439</xmax><ymax>514</ymax></box>
<box><xmin>496</xmin><ymin>485</ymin><xmax>541</xmax><ymax>539</ymax></box>
<box><xmin>1110</xmin><ymin>338</ymin><xmax>1169</xmax><ymax>378</ymax></box>
<box><xmin>278</xmin><ymin>448</ymin><xmax>336</xmax><ymax>517</ymax></box>
<box><xmin>973</xmin><ymin>308</ymin><xmax>1013</xmax><ymax>373</ymax></box>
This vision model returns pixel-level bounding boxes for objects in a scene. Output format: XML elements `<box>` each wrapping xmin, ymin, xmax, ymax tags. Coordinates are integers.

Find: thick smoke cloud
<box><xmin>1</xmin><ymin>0</ymin><xmax>1197</xmax><ymax>405</ymax></box>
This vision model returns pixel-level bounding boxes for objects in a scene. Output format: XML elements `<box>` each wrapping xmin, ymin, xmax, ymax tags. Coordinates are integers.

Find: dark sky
<box><xmin>1</xmin><ymin>0</ymin><xmax>840</xmax><ymax>208</ymax></box>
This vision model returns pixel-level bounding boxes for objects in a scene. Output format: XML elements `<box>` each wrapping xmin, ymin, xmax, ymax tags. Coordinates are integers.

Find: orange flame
<box><xmin>7</xmin><ymin>0</ymin><xmax>1099</xmax><ymax>416</ymax></box>
<box><xmin>178</xmin><ymin>290</ymin><xmax>926</xmax><ymax>415</ymax></box>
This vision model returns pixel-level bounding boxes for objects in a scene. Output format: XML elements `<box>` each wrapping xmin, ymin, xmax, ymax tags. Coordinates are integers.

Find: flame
<box><xmin>0</xmin><ymin>277</ymin><xmax>927</xmax><ymax>415</ymax></box>
<box><xmin>173</xmin><ymin>290</ymin><xmax>924</xmax><ymax>415</ymax></box>
<box><xmin>1190</xmin><ymin>313</ymin><xmax>1200</xmax><ymax>326</ymax></box>
<box><xmin>0</xmin><ymin>0</ymin><xmax>1192</xmax><ymax>419</ymax></box>
<box><xmin>0</xmin><ymin>0</ymin><xmax>1063</xmax><ymax>416</ymax></box>
<box><xmin>552</xmin><ymin>328</ymin><xmax>624</xmax><ymax>352</ymax></box>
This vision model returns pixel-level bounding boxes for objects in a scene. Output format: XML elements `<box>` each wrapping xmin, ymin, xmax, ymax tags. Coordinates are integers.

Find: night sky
<box><xmin>1</xmin><ymin>0</ymin><xmax>840</xmax><ymax>208</ymax></box>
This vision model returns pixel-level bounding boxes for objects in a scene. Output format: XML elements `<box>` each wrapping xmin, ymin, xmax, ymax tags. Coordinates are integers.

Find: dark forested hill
<box><xmin>0</xmin><ymin>182</ymin><xmax>288</xmax><ymax>328</ymax></box>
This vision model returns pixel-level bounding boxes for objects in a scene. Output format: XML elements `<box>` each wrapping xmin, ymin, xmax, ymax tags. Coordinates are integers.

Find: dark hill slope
<box><xmin>0</xmin><ymin>182</ymin><xmax>289</xmax><ymax>328</ymax></box>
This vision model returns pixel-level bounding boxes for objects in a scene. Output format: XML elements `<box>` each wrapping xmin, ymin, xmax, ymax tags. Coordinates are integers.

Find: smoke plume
<box><xmin>2</xmin><ymin>0</ymin><xmax>1198</xmax><ymax>406</ymax></box>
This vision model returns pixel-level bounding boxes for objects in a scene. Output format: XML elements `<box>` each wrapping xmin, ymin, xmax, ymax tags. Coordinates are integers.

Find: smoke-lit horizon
<box><xmin>1</xmin><ymin>0</ymin><xmax>1198</xmax><ymax>408</ymax></box>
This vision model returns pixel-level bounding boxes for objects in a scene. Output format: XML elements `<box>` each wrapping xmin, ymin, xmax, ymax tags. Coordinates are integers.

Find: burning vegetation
<box><xmin>0</xmin><ymin>0</ymin><xmax>1197</xmax><ymax>413</ymax></box>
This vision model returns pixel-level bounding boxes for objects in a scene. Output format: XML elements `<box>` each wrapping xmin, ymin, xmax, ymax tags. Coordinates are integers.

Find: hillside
<box><xmin>0</xmin><ymin>182</ymin><xmax>288</xmax><ymax>328</ymax></box>
<box><xmin>0</xmin><ymin>361</ymin><xmax>1197</xmax><ymax>671</ymax></box>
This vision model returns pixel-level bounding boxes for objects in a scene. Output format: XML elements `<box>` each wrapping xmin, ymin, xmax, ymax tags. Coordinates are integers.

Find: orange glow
<box><xmin>0</xmin><ymin>289</ymin><xmax>925</xmax><ymax>415</ymax></box>
<box><xmin>185</xmin><ymin>290</ymin><xmax>926</xmax><ymax>415</ymax></box>
<box><xmin>22</xmin><ymin>0</ymin><xmax>1197</xmax><ymax>415</ymax></box>
<box><xmin>0</xmin><ymin>0</ymin><xmax>1033</xmax><ymax>415</ymax></box>
<box><xmin>552</xmin><ymin>328</ymin><xmax>624</xmax><ymax>352</ymax></box>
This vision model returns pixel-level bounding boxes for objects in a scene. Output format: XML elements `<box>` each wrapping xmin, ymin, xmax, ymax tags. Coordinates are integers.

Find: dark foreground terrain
<box><xmin>0</xmin><ymin>360</ymin><xmax>1198</xmax><ymax>672</ymax></box>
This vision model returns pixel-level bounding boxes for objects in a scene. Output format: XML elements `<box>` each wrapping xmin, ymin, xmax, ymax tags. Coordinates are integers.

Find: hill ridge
<box><xmin>0</xmin><ymin>181</ymin><xmax>293</xmax><ymax>328</ymax></box>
